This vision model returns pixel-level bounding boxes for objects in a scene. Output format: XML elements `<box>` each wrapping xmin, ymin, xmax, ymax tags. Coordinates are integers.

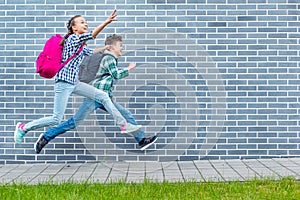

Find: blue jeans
<box><xmin>24</xmin><ymin>81</ymin><xmax>126</xmax><ymax>131</ymax></box>
<box><xmin>44</xmin><ymin>98</ymin><xmax>146</xmax><ymax>143</ymax></box>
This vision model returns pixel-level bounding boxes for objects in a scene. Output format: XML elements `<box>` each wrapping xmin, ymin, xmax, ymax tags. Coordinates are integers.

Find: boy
<box><xmin>35</xmin><ymin>34</ymin><xmax>157</xmax><ymax>154</ymax></box>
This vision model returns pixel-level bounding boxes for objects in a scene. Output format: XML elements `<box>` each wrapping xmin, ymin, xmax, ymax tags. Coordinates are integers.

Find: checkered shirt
<box><xmin>89</xmin><ymin>51</ymin><xmax>129</xmax><ymax>98</ymax></box>
<box><xmin>56</xmin><ymin>32</ymin><xmax>94</xmax><ymax>84</ymax></box>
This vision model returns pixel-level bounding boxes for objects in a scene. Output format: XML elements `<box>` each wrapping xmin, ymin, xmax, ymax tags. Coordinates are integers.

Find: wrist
<box><xmin>104</xmin><ymin>19</ymin><xmax>110</xmax><ymax>25</ymax></box>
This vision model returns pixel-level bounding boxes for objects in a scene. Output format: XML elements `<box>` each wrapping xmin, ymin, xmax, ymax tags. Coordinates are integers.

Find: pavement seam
<box><xmin>69</xmin><ymin>163</ymin><xmax>98</xmax><ymax>183</ymax></box>
<box><xmin>8</xmin><ymin>164</ymin><xmax>37</xmax><ymax>184</ymax></box>
<box><xmin>288</xmin><ymin>158</ymin><xmax>300</xmax><ymax>168</ymax></box>
<box><xmin>161</xmin><ymin>162</ymin><xmax>166</xmax><ymax>182</ymax></box>
<box><xmin>176</xmin><ymin>161</ymin><xmax>186</xmax><ymax>182</ymax></box>
<box><xmin>224</xmin><ymin>160</ymin><xmax>246</xmax><ymax>181</ymax></box>
<box><xmin>192</xmin><ymin>160</ymin><xmax>205</xmax><ymax>182</ymax></box>
<box><xmin>208</xmin><ymin>160</ymin><xmax>226</xmax><ymax>182</ymax></box>
<box><xmin>49</xmin><ymin>164</ymin><xmax>74</xmax><ymax>184</ymax></box>
<box><xmin>0</xmin><ymin>164</ymin><xmax>20</xmax><ymax>180</ymax></box>
<box><xmin>27</xmin><ymin>164</ymin><xmax>52</xmax><ymax>184</ymax></box>
<box><xmin>271</xmin><ymin>158</ymin><xmax>300</xmax><ymax>179</ymax></box>
<box><xmin>86</xmin><ymin>162</ymin><xmax>100</xmax><ymax>183</ymax></box>
<box><xmin>104</xmin><ymin>163</ymin><xmax>113</xmax><ymax>184</ymax></box>
<box><xmin>256</xmin><ymin>159</ymin><xmax>282</xmax><ymax>178</ymax></box>
<box><xmin>241</xmin><ymin>159</ymin><xmax>262</xmax><ymax>179</ymax></box>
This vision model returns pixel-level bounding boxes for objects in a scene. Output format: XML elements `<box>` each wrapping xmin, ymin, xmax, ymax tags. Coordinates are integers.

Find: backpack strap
<box><xmin>97</xmin><ymin>53</ymin><xmax>118</xmax><ymax>79</ymax></box>
<box><xmin>61</xmin><ymin>44</ymin><xmax>84</xmax><ymax>67</ymax></box>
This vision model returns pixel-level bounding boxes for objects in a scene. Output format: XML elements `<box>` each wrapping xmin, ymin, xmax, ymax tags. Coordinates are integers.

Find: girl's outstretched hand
<box><xmin>106</xmin><ymin>9</ymin><xmax>117</xmax><ymax>24</ymax></box>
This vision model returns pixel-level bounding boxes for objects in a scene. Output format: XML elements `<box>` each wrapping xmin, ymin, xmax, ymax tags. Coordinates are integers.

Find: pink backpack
<box><xmin>36</xmin><ymin>34</ymin><xmax>83</xmax><ymax>78</ymax></box>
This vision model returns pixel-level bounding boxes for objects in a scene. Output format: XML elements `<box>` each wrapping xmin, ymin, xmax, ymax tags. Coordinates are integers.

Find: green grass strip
<box><xmin>0</xmin><ymin>177</ymin><xmax>299</xmax><ymax>200</ymax></box>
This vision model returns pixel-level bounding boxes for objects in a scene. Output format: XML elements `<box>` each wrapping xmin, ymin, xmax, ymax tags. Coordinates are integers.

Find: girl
<box><xmin>14</xmin><ymin>10</ymin><xmax>141</xmax><ymax>144</ymax></box>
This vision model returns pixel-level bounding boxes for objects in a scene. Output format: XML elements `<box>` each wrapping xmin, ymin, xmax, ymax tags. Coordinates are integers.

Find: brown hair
<box><xmin>60</xmin><ymin>15</ymin><xmax>82</xmax><ymax>46</ymax></box>
<box><xmin>105</xmin><ymin>34</ymin><xmax>122</xmax><ymax>46</ymax></box>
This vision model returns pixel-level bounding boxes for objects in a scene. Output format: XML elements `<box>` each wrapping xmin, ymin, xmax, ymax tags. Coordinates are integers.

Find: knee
<box><xmin>52</xmin><ymin>116</ymin><xmax>62</xmax><ymax>125</ymax></box>
<box><xmin>95</xmin><ymin>92</ymin><xmax>110</xmax><ymax>103</ymax></box>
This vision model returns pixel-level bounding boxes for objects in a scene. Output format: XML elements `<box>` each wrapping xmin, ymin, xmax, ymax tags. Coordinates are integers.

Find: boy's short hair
<box><xmin>105</xmin><ymin>34</ymin><xmax>122</xmax><ymax>46</ymax></box>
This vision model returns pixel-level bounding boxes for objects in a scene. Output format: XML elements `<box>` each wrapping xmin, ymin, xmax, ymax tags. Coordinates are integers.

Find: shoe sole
<box><xmin>14</xmin><ymin>122</ymin><xmax>22</xmax><ymax>144</ymax></box>
<box><xmin>34</xmin><ymin>133</ymin><xmax>44</xmax><ymax>154</ymax></box>
<box><xmin>140</xmin><ymin>136</ymin><xmax>158</xmax><ymax>151</ymax></box>
<box><xmin>121</xmin><ymin>125</ymin><xmax>142</xmax><ymax>134</ymax></box>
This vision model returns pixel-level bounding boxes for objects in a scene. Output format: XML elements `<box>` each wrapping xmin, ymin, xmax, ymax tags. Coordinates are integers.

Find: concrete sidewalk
<box><xmin>0</xmin><ymin>158</ymin><xmax>300</xmax><ymax>185</ymax></box>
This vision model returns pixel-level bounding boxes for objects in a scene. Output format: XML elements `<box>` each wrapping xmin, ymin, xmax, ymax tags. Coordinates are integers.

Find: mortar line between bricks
<box><xmin>208</xmin><ymin>160</ymin><xmax>226</xmax><ymax>182</ymax></box>
<box><xmin>271</xmin><ymin>158</ymin><xmax>300</xmax><ymax>178</ymax></box>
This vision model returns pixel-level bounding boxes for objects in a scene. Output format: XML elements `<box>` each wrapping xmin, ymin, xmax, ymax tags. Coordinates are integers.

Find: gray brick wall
<box><xmin>1</xmin><ymin>0</ymin><xmax>300</xmax><ymax>164</ymax></box>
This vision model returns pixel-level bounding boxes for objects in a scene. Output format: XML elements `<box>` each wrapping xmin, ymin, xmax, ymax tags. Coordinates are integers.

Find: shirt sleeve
<box><xmin>66</xmin><ymin>32</ymin><xmax>94</xmax><ymax>56</ymax></box>
<box><xmin>83</xmin><ymin>47</ymin><xmax>94</xmax><ymax>56</ymax></box>
<box><xmin>103</xmin><ymin>56</ymin><xmax>129</xmax><ymax>80</ymax></box>
<box><xmin>75</xmin><ymin>32</ymin><xmax>94</xmax><ymax>43</ymax></box>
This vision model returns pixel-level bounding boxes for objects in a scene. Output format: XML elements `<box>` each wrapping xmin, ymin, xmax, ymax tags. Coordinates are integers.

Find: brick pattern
<box><xmin>1</xmin><ymin>0</ymin><xmax>300</xmax><ymax>164</ymax></box>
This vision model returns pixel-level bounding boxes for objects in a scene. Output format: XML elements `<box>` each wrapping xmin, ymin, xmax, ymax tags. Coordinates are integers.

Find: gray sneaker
<box><xmin>120</xmin><ymin>123</ymin><xmax>142</xmax><ymax>134</ymax></box>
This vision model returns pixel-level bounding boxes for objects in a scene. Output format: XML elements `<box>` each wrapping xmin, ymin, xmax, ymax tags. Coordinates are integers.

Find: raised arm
<box><xmin>92</xmin><ymin>9</ymin><xmax>117</xmax><ymax>38</ymax></box>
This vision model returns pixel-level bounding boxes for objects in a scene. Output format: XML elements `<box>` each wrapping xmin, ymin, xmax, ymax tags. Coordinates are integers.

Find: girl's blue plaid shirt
<box><xmin>89</xmin><ymin>51</ymin><xmax>129</xmax><ymax>98</ymax></box>
<box><xmin>56</xmin><ymin>32</ymin><xmax>94</xmax><ymax>84</ymax></box>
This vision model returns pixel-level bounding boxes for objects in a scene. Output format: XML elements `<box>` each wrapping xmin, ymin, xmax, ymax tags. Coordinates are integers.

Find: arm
<box><xmin>104</xmin><ymin>56</ymin><xmax>129</xmax><ymax>80</ymax></box>
<box><xmin>92</xmin><ymin>9</ymin><xmax>117</xmax><ymax>38</ymax></box>
<box><xmin>93</xmin><ymin>45</ymin><xmax>112</xmax><ymax>54</ymax></box>
<box><xmin>127</xmin><ymin>62</ymin><xmax>136</xmax><ymax>71</ymax></box>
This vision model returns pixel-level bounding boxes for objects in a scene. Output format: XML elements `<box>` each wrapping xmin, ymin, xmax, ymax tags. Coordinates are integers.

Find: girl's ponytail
<box><xmin>60</xmin><ymin>15</ymin><xmax>81</xmax><ymax>46</ymax></box>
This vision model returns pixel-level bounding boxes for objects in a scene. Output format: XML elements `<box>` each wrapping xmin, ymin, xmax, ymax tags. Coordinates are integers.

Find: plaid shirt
<box><xmin>89</xmin><ymin>51</ymin><xmax>129</xmax><ymax>98</ymax></box>
<box><xmin>56</xmin><ymin>32</ymin><xmax>94</xmax><ymax>84</ymax></box>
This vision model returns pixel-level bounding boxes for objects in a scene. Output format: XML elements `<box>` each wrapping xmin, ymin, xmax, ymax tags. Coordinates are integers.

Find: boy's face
<box><xmin>110</xmin><ymin>41</ymin><xmax>123</xmax><ymax>57</ymax></box>
<box><xmin>72</xmin><ymin>16</ymin><xmax>88</xmax><ymax>34</ymax></box>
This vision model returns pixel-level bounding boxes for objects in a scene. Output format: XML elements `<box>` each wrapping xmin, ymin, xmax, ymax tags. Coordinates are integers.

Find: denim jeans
<box><xmin>24</xmin><ymin>81</ymin><xmax>126</xmax><ymax>131</ymax></box>
<box><xmin>44</xmin><ymin>98</ymin><xmax>146</xmax><ymax>143</ymax></box>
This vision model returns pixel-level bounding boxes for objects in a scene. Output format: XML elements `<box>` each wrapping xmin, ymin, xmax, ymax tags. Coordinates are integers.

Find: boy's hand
<box><xmin>127</xmin><ymin>62</ymin><xmax>136</xmax><ymax>71</ymax></box>
<box><xmin>105</xmin><ymin>9</ymin><xmax>117</xmax><ymax>24</ymax></box>
<box><xmin>104</xmin><ymin>45</ymin><xmax>112</xmax><ymax>51</ymax></box>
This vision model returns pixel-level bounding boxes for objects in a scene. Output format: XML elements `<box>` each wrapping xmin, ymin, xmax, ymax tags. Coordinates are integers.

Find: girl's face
<box><xmin>72</xmin><ymin>16</ymin><xmax>88</xmax><ymax>34</ymax></box>
<box><xmin>110</xmin><ymin>41</ymin><xmax>123</xmax><ymax>57</ymax></box>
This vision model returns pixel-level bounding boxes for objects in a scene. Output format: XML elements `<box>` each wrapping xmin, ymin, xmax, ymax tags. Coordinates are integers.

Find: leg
<box><xmin>73</xmin><ymin>82</ymin><xmax>126</xmax><ymax>126</ymax></box>
<box><xmin>35</xmin><ymin>98</ymin><xmax>100</xmax><ymax>154</ymax></box>
<box><xmin>105</xmin><ymin>101</ymin><xmax>157</xmax><ymax>150</ymax></box>
<box><xmin>15</xmin><ymin>81</ymin><xmax>74</xmax><ymax>144</ymax></box>
<box><xmin>43</xmin><ymin>98</ymin><xmax>97</xmax><ymax>141</ymax></box>
<box><xmin>24</xmin><ymin>81</ymin><xmax>74</xmax><ymax>131</ymax></box>
<box><xmin>112</xmin><ymin>101</ymin><xmax>146</xmax><ymax>143</ymax></box>
<box><xmin>73</xmin><ymin>82</ymin><xmax>142</xmax><ymax>134</ymax></box>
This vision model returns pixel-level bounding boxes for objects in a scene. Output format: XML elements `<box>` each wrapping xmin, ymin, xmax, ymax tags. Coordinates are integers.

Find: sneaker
<box><xmin>139</xmin><ymin>135</ymin><xmax>158</xmax><ymax>151</ymax></box>
<box><xmin>35</xmin><ymin>133</ymin><xmax>49</xmax><ymax>154</ymax></box>
<box><xmin>120</xmin><ymin>123</ymin><xmax>142</xmax><ymax>134</ymax></box>
<box><xmin>14</xmin><ymin>122</ymin><xmax>27</xmax><ymax>144</ymax></box>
